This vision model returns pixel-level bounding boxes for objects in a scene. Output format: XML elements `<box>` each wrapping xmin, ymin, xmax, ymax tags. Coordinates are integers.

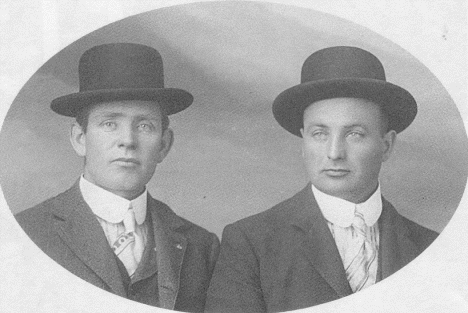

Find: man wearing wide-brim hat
<box><xmin>15</xmin><ymin>43</ymin><xmax>219</xmax><ymax>312</ymax></box>
<box><xmin>206</xmin><ymin>46</ymin><xmax>438</xmax><ymax>312</ymax></box>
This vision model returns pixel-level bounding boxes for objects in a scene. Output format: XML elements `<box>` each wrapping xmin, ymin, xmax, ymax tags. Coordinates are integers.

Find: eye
<box><xmin>347</xmin><ymin>131</ymin><xmax>364</xmax><ymax>139</ymax></box>
<box><xmin>311</xmin><ymin>130</ymin><xmax>328</xmax><ymax>140</ymax></box>
<box><xmin>100</xmin><ymin>121</ymin><xmax>117</xmax><ymax>130</ymax></box>
<box><xmin>137</xmin><ymin>122</ymin><xmax>155</xmax><ymax>132</ymax></box>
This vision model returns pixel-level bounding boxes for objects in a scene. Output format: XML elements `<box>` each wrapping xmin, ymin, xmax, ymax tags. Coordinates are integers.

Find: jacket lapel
<box><xmin>147</xmin><ymin>196</ymin><xmax>187</xmax><ymax>310</ymax></box>
<box><xmin>288</xmin><ymin>188</ymin><xmax>417</xmax><ymax>294</ymax></box>
<box><xmin>290</xmin><ymin>184</ymin><xmax>352</xmax><ymax>298</ymax></box>
<box><xmin>378</xmin><ymin>197</ymin><xmax>419</xmax><ymax>280</ymax></box>
<box><xmin>50</xmin><ymin>181</ymin><xmax>127</xmax><ymax>296</ymax></box>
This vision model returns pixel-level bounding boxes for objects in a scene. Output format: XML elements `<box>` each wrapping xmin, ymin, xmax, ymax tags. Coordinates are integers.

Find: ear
<box><xmin>156</xmin><ymin>128</ymin><xmax>174</xmax><ymax>163</ymax></box>
<box><xmin>70</xmin><ymin>122</ymin><xmax>86</xmax><ymax>157</ymax></box>
<box><xmin>299</xmin><ymin>128</ymin><xmax>305</xmax><ymax>157</ymax></box>
<box><xmin>381</xmin><ymin>130</ymin><xmax>397</xmax><ymax>162</ymax></box>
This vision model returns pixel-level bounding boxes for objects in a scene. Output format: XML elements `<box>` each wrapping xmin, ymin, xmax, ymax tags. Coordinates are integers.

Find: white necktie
<box><xmin>344</xmin><ymin>210</ymin><xmax>377</xmax><ymax>292</ymax></box>
<box><xmin>112</xmin><ymin>207</ymin><xmax>144</xmax><ymax>277</ymax></box>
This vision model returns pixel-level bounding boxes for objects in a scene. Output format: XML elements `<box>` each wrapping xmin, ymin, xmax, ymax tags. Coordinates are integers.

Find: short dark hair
<box><xmin>75</xmin><ymin>102</ymin><xmax>170</xmax><ymax>133</ymax></box>
<box><xmin>377</xmin><ymin>106</ymin><xmax>391</xmax><ymax>135</ymax></box>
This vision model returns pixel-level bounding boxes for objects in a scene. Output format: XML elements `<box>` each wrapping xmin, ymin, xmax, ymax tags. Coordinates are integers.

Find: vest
<box><xmin>114</xmin><ymin>212</ymin><xmax>159</xmax><ymax>307</ymax></box>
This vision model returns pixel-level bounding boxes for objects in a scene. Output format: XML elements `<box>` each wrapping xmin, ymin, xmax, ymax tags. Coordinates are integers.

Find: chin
<box><xmin>316</xmin><ymin>181</ymin><xmax>355</xmax><ymax>197</ymax></box>
<box><xmin>119</xmin><ymin>182</ymin><xmax>145</xmax><ymax>192</ymax></box>
<box><xmin>104</xmin><ymin>178</ymin><xmax>144</xmax><ymax>193</ymax></box>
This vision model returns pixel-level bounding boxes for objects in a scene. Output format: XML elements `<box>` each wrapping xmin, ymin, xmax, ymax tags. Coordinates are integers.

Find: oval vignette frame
<box><xmin>0</xmin><ymin>1</ymin><xmax>467</xmax><ymax>313</ymax></box>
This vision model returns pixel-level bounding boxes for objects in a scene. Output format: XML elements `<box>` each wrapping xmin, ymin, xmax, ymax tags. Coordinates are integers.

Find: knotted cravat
<box><xmin>344</xmin><ymin>210</ymin><xmax>377</xmax><ymax>292</ymax></box>
<box><xmin>112</xmin><ymin>207</ymin><xmax>144</xmax><ymax>277</ymax></box>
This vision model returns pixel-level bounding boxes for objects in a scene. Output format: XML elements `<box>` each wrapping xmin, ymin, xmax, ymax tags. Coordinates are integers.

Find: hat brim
<box><xmin>272</xmin><ymin>78</ymin><xmax>417</xmax><ymax>136</ymax></box>
<box><xmin>51</xmin><ymin>88</ymin><xmax>193</xmax><ymax>117</ymax></box>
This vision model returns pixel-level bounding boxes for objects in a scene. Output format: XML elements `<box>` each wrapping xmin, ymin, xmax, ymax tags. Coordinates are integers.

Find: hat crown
<box><xmin>272</xmin><ymin>46</ymin><xmax>417</xmax><ymax>136</ymax></box>
<box><xmin>51</xmin><ymin>43</ymin><xmax>194</xmax><ymax>117</ymax></box>
<box><xmin>79</xmin><ymin>43</ymin><xmax>165</xmax><ymax>92</ymax></box>
<box><xmin>301</xmin><ymin>46</ymin><xmax>386</xmax><ymax>83</ymax></box>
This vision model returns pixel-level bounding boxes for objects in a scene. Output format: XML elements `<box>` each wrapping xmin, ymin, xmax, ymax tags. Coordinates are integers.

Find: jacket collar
<box><xmin>50</xmin><ymin>180</ymin><xmax>128</xmax><ymax>296</ymax></box>
<box><xmin>377</xmin><ymin>197</ymin><xmax>419</xmax><ymax>280</ymax></box>
<box><xmin>288</xmin><ymin>184</ymin><xmax>419</xmax><ymax>296</ymax></box>
<box><xmin>290</xmin><ymin>184</ymin><xmax>353</xmax><ymax>298</ymax></box>
<box><xmin>148</xmin><ymin>196</ymin><xmax>187</xmax><ymax>310</ymax></box>
<box><xmin>50</xmin><ymin>180</ymin><xmax>190</xmax><ymax>308</ymax></box>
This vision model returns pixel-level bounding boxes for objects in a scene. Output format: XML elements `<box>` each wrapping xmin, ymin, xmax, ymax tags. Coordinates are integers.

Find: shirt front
<box><xmin>312</xmin><ymin>184</ymin><xmax>381</xmax><ymax>288</ymax></box>
<box><xmin>79</xmin><ymin>176</ymin><xmax>149</xmax><ymax>269</ymax></box>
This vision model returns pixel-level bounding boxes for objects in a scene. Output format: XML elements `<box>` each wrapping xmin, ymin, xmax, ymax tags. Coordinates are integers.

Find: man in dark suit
<box><xmin>15</xmin><ymin>43</ymin><xmax>219</xmax><ymax>312</ymax></box>
<box><xmin>205</xmin><ymin>46</ymin><xmax>438</xmax><ymax>312</ymax></box>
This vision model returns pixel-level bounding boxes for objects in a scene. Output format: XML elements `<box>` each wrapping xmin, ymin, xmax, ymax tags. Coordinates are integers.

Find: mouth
<box><xmin>112</xmin><ymin>158</ymin><xmax>140</xmax><ymax>166</ymax></box>
<box><xmin>322</xmin><ymin>169</ymin><xmax>350</xmax><ymax>177</ymax></box>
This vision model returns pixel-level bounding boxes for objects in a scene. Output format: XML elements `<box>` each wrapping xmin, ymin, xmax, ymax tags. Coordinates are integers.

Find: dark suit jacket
<box><xmin>205</xmin><ymin>184</ymin><xmax>438</xmax><ymax>313</ymax></box>
<box><xmin>15</xmin><ymin>181</ymin><xmax>220</xmax><ymax>312</ymax></box>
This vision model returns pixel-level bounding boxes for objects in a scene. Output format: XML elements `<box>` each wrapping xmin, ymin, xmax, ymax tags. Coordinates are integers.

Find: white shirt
<box><xmin>312</xmin><ymin>184</ymin><xmax>381</xmax><ymax>286</ymax></box>
<box><xmin>79</xmin><ymin>176</ymin><xmax>148</xmax><ymax>263</ymax></box>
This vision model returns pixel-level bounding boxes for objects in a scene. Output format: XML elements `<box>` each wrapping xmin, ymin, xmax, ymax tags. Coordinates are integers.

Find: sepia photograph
<box><xmin>0</xmin><ymin>1</ymin><xmax>467</xmax><ymax>312</ymax></box>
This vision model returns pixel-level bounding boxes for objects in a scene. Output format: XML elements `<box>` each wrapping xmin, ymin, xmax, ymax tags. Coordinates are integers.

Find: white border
<box><xmin>0</xmin><ymin>1</ymin><xmax>466</xmax><ymax>312</ymax></box>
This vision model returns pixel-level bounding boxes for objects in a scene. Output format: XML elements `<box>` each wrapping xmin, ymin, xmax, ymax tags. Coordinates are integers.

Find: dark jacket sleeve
<box><xmin>205</xmin><ymin>223</ymin><xmax>266</xmax><ymax>313</ymax></box>
<box><xmin>208</xmin><ymin>233</ymin><xmax>221</xmax><ymax>276</ymax></box>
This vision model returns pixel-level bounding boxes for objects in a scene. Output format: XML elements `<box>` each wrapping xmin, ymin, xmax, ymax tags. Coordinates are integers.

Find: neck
<box><xmin>110</xmin><ymin>188</ymin><xmax>145</xmax><ymax>201</ymax></box>
<box><xmin>316</xmin><ymin>182</ymin><xmax>379</xmax><ymax>204</ymax></box>
<box><xmin>347</xmin><ymin>184</ymin><xmax>379</xmax><ymax>204</ymax></box>
<box><xmin>81</xmin><ymin>175</ymin><xmax>145</xmax><ymax>200</ymax></box>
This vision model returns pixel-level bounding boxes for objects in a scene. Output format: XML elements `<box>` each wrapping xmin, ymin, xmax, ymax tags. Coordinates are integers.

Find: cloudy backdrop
<box><xmin>1</xmin><ymin>2</ymin><xmax>466</xmax><ymax>237</ymax></box>
<box><xmin>0</xmin><ymin>1</ymin><xmax>467</xmax><ymax>312</ymax></box>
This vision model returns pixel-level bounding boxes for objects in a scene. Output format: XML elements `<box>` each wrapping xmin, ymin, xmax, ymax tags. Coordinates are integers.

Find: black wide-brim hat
<box><xmin>51</xmin><ymin>43</ymin><xmax>193</xmax><ymax>117</ymax></box>
<box><xmin>273</xmin><ymin>46</ymin><xmax>417</xmax><ymax>136</ymax></box>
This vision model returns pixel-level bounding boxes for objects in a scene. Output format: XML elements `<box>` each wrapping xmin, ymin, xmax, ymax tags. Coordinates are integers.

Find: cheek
<box><xmin>302</xmin><ymin>145</ymin><xmax>324</xmax><ymax>168</ymax></box>
<box><xmin>354</xmin><ymin>147</ymin><xmax>384</xmax><ymax>174</ymax></box>
<box><xmin>140</xmin><ymin>139</ymin><xmax>163</xmax><ymax>163</ymax></box>
<box><xmin>86</xmin><ymin>138</ymin><xmax>109</xmax><ymax>157</ymax></box>
<box><xmin>303</xmin><ymin>142</ymin><xmax>324</xmax><ymax>157</ymax></box>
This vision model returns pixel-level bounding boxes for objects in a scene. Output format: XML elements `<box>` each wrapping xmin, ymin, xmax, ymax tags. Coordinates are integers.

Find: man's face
<box><xmin>300</xmin><ymin>97</ymin><xmax>396</xmax><ymax>203</ymax></box>
<box><xmin>70</xmin><ymin>100</ymin><xmax>172</xmax><ymax>200</ymax></box>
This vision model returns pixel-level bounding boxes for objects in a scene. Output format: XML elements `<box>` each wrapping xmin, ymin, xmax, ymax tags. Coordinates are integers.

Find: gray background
<box><xmin>0</xmin><ymin>1</ymin><xmax>466</xmax><ymax>237</ymax></box>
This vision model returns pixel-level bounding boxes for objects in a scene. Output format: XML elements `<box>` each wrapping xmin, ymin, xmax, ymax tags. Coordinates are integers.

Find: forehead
<box><xmin>88</xmin><ymin>100</ymin><xmax>163</xmax><ymax>119</ymax></box>
<box><xmin>303</xmin><ymin>97</ymin><xmax>383</xmax><ymax>128</ymax></box>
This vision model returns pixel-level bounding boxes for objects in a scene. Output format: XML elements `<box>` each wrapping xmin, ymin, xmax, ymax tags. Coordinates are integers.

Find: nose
<box><xmin>327</xmin><ymin>135</ymin><xmax>346</xmax><ymax>160</ymax></box>
<box><xmin>117</xmin><ymin>125</ymin><xmax>137</xmax><ymax>150</ymax></box>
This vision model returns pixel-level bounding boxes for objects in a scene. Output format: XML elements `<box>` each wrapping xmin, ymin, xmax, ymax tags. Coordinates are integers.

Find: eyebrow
<box><xmin>305</xmin><ymin>123</ymin><xmax>368</xmax><ymax>131</ymax></box>
<box><xmin>93</xmin><ymin>112</ymin><xmax>123</xmax><ymax>119</ymax></box>
<box><xmin>343</xmin><ymin>124</ymin><xmax>367</xmax><ymax>130</ymax></box>
<box><xmin>92</xmin><ymin>112</ymin><xmax>160</xmax><ymax>121</ymax></box>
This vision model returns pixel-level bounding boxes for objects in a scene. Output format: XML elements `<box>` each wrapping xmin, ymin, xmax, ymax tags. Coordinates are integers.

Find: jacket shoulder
<box><xmin>382</xmin><ymin>197</ymin><xmax>439</xmax><ymax>249</ymax></box>
<box><xmin>226</xmin><ymin>187</ymin><xmax>309</xmax><ymax>238</ymax></box>
<box><xmin>398</xmin><ymin>213</ymin><xmax>439</xmax><ymax>249</ymax></box>
<box><xmin>16</xmin><ymin>186</ymin><xmax>74</xmax><ymax>222</ymax></box>
<box><xmin>14</xmin><ymin>187</ymin><xmax>76</xmax><ymax>247</ymax></box>
<box><xmin>147</xmin><ymin>196</ymin><xmax>219</xmax><ymax>247</ymax></box>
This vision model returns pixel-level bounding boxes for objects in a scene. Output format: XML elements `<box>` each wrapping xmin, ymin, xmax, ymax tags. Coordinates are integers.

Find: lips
<box><xmin>323</xmin><ymin>169</ymin><xmax>350</xmax><ymax>177</ymax></box>
<box><xmin>113</xmin><ymin>157</ymin><xmax>140</xmax><ymax>165</ymax></box>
